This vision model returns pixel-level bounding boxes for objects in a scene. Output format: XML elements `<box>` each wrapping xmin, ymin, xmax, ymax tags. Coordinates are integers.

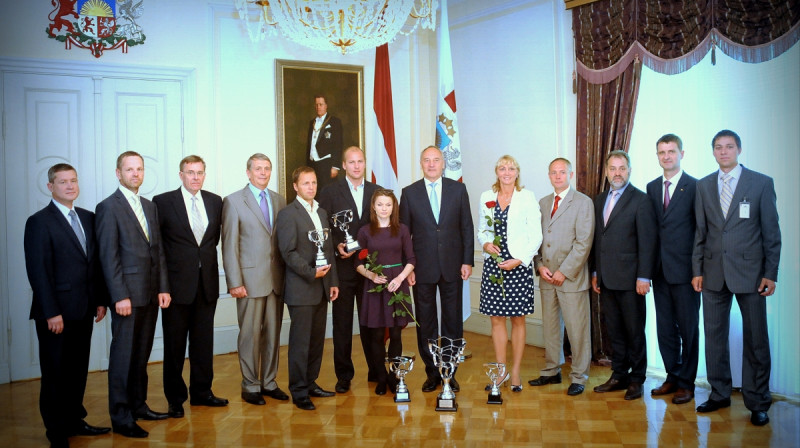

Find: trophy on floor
<box><xmin>428</xmin><ymin>337</ymin><xmax>467</xmax><ymax>412</ymax></box>
<box><xmin>307</xmin><ymin>228</ymin><xmax>330</xmax><ymax>267</ymax></box>
<box><xmin>484</xmin><ymin>362</ymin><xmax>506</xmax><ymax>404</ymax></box>
<box><xmin>331</xmin><ymin>209</ymin><xmax>360</xmax><ymax>253</ymax></box>
<box><xmin>387</xmin><ymin>356</ymin><xmax>414</xmax><ymax>403</ymax></box>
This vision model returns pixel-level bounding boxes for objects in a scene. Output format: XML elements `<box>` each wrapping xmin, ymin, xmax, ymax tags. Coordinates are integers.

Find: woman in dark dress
<box><xmin>355</xmin><ymin>189</ymin><xmax>416</xmax><ymax>395</ymax></box>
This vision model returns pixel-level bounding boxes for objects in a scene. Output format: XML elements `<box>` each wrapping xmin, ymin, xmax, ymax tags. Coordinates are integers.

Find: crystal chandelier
<box><xmin>233</xmin><ymin>0</ymin><xmax>438</xmax><ymax>54</ymax></box>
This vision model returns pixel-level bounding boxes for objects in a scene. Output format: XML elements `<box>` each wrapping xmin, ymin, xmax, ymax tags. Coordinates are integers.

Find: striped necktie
<box><xmin>720</xmin><ymin>173</ymin><xmax>733</xmax><ymax>217</ymax></box>
<box><xmin>130</xmin><ymin>195</ymin><xmax>150</xmax><ymax>241</ymax></box>
<box><xmin>190</xmin><ymin>196</ymin><xmax>205</xmax><ymax>245</ymax></box>
<box><xmin>68</xmin><ymin>209</ymin><xmax>87</xmax><ymax>254</ymax></box>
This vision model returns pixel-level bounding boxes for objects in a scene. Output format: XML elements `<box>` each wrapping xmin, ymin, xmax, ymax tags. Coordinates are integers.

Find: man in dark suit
<box><xmin>646</xmin><ymin>134</ymin><xmax>700</xmax><ymax>405</ymax></box>
<box><xmin>692</xmin><ymin>129</ymin><xmax>781</xmax><ymax>427</ymax></box>
<box><xmin>96</xmin><ymin>151</ymin><xmax>172</xmax><ymax>438</ymax></box>
<box><xmin>24</xmin><ymin>164</ymin><xmax>111</xmax><ymax>448</ymax></box>
<box><xmin>221</xmin><ymin>153</ymin><xmax>287</xmax><ymax>406</ymax></box>
<box><xmin>153</xmin><ymin>155</ymin><xmax>228</xmax><ymax>418</ymax></box>
<box><xmin>318</xmin><ymin>146</ymin><xmax>380</xmax><ymax>393</ymax></box>
<box><xmin>399</xmin><ymin>145</ymin><xmax>474</xmax><ymax>393</ymax></box>
<box><xmin>307</xmin><ymin>94</ymin><xmax>343</xmax><ymax>194</ymax></box>
<box><xmin>276</xmin><ymin>166</ymin><xmax>339</xmax><ymax>410</ymax></box>
<box><xmin>591</xmin><ymin>150</ymin><xmax>657</xmax><ymax>401</ymax></box>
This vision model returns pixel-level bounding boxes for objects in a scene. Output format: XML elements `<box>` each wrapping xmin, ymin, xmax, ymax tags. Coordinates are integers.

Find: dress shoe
<box><xmin>133</xmin><ymin>407</ymin><xmax>168</xmax><ymax>421</ymax></box>
<box><xmin>242</xmin><ymin>391</ymin><xmax>266</xmax><ymax>405</ymax></box>
<box><xmin>624</xmin><ymin>382</ymin><xmax>643</xmax><ymax>400</ymax></box>
<box><xmin>168</xmin><ymin>404</ymin><xmax>184</xmax><ymax>418</ymax></box>
<box><xmin>70</xmin><ymin>420</ymin><xmax>111</xmax><ymax>436</ymax></box>
<box><xmin>422</xmin><ymin>376</ymin><xmax>441</xmax><ymax>392</ymax></box>
<box><xmin>511</xmin><ymin>384</ymin><xmax>523</xmax><ymax>392</ymax></box>
<box><xmin>309</xmin><ymin>386</ymin><xmax>336</xmax><ymax>398</ymax></box>
<box><xmin>696</xmin><ymin>397</ymin><xmax>731</xmax><ymax>413</ymax></box>
<box><xmin>113</xmin><ymin>422</ymin><xmax>149</xmax><ymax>438</ymax></box>
<box><xmin>449</xmin><ymin>378</ymin><xmax>460</xmax><ymax>392</ymax></box>
<box><xmin>567</xmin><ymin>383</ymin><xmax>585</xmax><ymax>396</ymax></box>
<box><xmin>751</xmin><ymin>411</ymin><xmax>769</xmax><ymax>426</ymax></box>
<box><xmin>593</xmin><ymin>377</ymin><xmax>629</xmax><ymax>393</ymax></box>
<box><xmin>651</xmin><ymin>381</ymin><xmax>678</xmax><ymax>396</ymax></box>
<box><xmin>294</xmin><ymin>397</ymin><xmax>316</xmax><ymax>411</ymax></box>
<box><xmin>191</xmin><ymin>393</ymin><xmax>229</xmax><ymax>407</ymax></box>
<box><xmin>672</xmin><ymin>388</ymin><xmax>694</xmax><ymax>405</ymax></box>
<box><xmin>335</xmin><ymin>379</ymin><xmax>351</xmax><ymax>393</ymax></box>
<box><xmin>375</xmin><ymin>382</ymin><xmax>387</xmax><ymax>395</ymax></box>
<box><xmin>261</xmin><ymin>387</ymin><xmax>289</xmax><ymax>401</ymax></box>
<box><xmin>528</xmin><ymin>372</ymin><xmax>562</xmax><ymax>386</ymax></box>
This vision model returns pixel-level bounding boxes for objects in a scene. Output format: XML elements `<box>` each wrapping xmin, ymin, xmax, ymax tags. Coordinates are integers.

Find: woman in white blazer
<box><xmin>478</xmin><ymin>155</ymin><xmax>542</xmax><ymax>391</ymax></box>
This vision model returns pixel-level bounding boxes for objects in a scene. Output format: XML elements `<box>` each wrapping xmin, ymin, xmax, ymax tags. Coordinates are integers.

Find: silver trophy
<box><xmin>484</xmin><ymin>362</ymin><xmax>506</xmax><ymax>404</ymax></box>
<box><xmin>307</xmin><ymin>228</ymin><xmax>330</xmax><ymax>267</ymax></box>
<box><xmin>331</xmin><ymin>209</ymin><xmax>360</xmax><ymax>253</ymax></box>
<box><xmin>428</xmin><ymin>337</ymin><xmax>467</xmax><ymax>412</ymax></box>
<box><xmin>387</xmin><ymin>356</ymin><xmax>414</xmax><ymax>403</ymax></box>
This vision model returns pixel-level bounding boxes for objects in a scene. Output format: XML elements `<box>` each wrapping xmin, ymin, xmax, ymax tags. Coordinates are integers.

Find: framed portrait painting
<box><xmin>275</xmin><ymin>59</ymin><xmax>364</xmax><ymax>203</ymax></box>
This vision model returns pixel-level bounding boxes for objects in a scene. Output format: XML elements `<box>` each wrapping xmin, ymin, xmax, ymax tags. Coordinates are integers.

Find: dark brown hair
<box><xmin>369</xmin><ymin>188</ymin><xmax>399</xmax><ymax>237</ymax></box>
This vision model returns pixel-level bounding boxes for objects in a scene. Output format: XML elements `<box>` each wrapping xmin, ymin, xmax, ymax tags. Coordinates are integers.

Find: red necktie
<box><xmin>663</xmin><ymin>180</ymin><xmax>671</xmax><ymax>211</ymax></box>
<box><xmin>551</xmin><ymin>195</ymin><xmax>561</xmax><ymax>218</ymax></box>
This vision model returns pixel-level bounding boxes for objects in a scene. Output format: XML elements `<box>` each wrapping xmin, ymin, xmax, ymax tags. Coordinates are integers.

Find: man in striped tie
<box><xmin>692</xmin><ymin>130</ymin><xmax>781</xmax><ymax>427</ymax></box>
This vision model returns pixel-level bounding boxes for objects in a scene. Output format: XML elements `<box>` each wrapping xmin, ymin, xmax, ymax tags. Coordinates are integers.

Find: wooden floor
<box><xmin>1</xmin><ymin>329</ymin><xmax>797</xmax><ymax>447</ymax></box>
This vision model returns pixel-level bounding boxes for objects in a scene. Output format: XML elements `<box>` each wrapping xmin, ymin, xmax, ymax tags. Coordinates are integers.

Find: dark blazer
<box><xmin>592</xmin><ymin>184</ymin><xmax>657</xmax><ymax>290</ymax></box>
<box><xmin>96</xmin><ymin>188</ymin><xmax>169</xmax><ymax>306</ymax></box>
<box><xmin>318</xmin><ymin>178</ymin><xmax>379</xmax><ymax>281</ymax></box>
<box><xmin>153</xmin><ymin>188</ymin><xmax>223</xmax><ymax>304</ymax></box>
<box><xmin>399</xmin><ymin>177</ymin><xmax>474</xmax><ymax>283</ymax></box>
<box><xmin>24</xmin><ymin>202</ymin><xmax>107</xmax><ymax>320</ymax></box>
<box><xmin>275</xmin><ymin>199</ymin><xmax>338</xmax><ymax>305</ymax></box>
<box><xmin>692</xmin><ymin>166</ymin><xmax>781</xmax><ymax>293</ymax></box>
<box><xmin>647</xmin><ymin>172</ymin><xmax>697</xmax><ymax>284</ymax></box>
<box><xmin>307</xmin><ymin>115</ymin><xmax>343</xmax><ymax>168</ymax></box>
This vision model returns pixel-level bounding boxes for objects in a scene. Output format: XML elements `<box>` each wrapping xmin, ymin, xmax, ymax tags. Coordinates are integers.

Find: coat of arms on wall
<box><xmin>47</xmin><ymin>0</ymin><xmax>146</xmax><ymax>58</ymax></box>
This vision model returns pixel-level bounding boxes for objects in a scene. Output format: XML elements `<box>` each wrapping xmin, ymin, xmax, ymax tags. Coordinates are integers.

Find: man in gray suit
<box><xmin>276</xmin><ymin>166</ymin><xmax>339</xmax><ymax>411</ymax></box>
<box><xmin>222</xmin><ymin>153</ymin><xmax>288</xmax><ymax>406</ymax></box>
<box><xmin>692</xmin><ymin>129</ymin><xmax>781</xmax><ymax>427</ymax></box>
<box><xmin>529</xmin><ymin>158</ymin><xmax>594</xmax><ymax>396</ymax></box>
<box><xmin>96</xmin><ymin>151</ymin><xmax>171</xmax><ymax>438</ymax></box>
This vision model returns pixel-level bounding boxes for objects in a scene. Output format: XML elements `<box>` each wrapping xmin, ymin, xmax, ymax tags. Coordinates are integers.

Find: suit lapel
<box><xmin>114</xmin><ymin>189</ymin><xmax>149</xmax><ymax>243</ymax></box>
<box><xmin>725</xmin><ymin>167</ymin><xmax>750</xmax><ymax>222</ymax></box>
<box><xmin>48</xmin><ymin>202</ymin><xmax>86</xmax><ymax>257</ymax></box>
<box><xmin>242</xmin><ymin>185</ymin><xmax>270</xmax><ymax>233</ymax></box>
<box><xmin>171</xmin><ymin>188</ymin><xmax>196</xmax><ymax>242</ymax></box>
<box><xmin>549</xmin><ymin>190</ymin><xmax>572</xmax><ymax>225</ymax></box>
<box><xmin>605</xmin><ymin>187</ymin><xmax>633</xmax><ymax>228</ymax></box>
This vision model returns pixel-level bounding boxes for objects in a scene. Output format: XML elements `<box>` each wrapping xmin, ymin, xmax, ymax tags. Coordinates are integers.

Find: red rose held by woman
<box><xmin>358</xmin><ymin>249</ymin><xmax>369</xmax><ymax>260</ymax></box>
<box><xmin>485</xmin><ymin>201</ymin><xmax>497</xmax><ymax>208</ymax></box>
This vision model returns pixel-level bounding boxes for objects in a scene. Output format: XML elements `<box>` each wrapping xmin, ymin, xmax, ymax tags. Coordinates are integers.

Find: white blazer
<box><xmin>477</xmin><ymin>188</ymin><xmax>542</xmax><ymax>266</ymax></box>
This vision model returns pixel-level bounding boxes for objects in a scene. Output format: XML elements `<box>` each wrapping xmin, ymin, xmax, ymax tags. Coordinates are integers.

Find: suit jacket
<box><xmin>24</xmin><ymin>202</ymin><xmax>108</xmax><ymax>320</ymax></box>
<box><xmin>275</xmin><ymin>199</ymin><xmax>338</xmax><ymax>306</ymax></box>
<box><xmin>399</xmin><ymin>177</ymin><xmax>474</xmax><ymax>283</ymax></box>
<box><xmin>477</xmin><ymin>189</ymin><xmax>542</xmax><ymax>266</ymax></box>
<box><xmin>692</xmin><ymin>166</ymin><xmax>781</xmax><ymax>293</ymax></box>
<box><xmin>592</xmin><ymin>184</ymin><xmax>657</xmax><ymax>291</ymax></box>
<box><xmin>318</xmin><ymin>178</ymin><xmax>379</xmax><ymax>281</ymax></box>
<box><xmin>533</xmin><ymin>189</ymin><xmax>594</xmax><ymax>292</ymax></box>
<box><xmin>222</xmin><ymin>185</ymin><xmax>286</xmax><ymax>298</ymax></box>
<box><xmin>153</xmin><ymin>188</ymin><xmax>223</xmax><ymax>304</ymax></box>
<box><xmin>307</xmin><ymin>115</ymin><xmax>343</xmax><ymax>167</ymax></box>
<box><xmin>96</xmin><ymin>189</ymin><xmax>169</xmax><ymax>306</ymax></box>
<box><xmin>647</xmin><ymin>173</ymin><xmax>697</xmax><ymax>284</ymax></box>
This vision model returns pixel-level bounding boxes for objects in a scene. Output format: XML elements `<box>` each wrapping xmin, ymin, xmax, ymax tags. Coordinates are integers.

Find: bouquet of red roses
<box><xmin>358</xmin><ymin>249</ymin><xmax>419</xmax><ymax>326</ymax></box>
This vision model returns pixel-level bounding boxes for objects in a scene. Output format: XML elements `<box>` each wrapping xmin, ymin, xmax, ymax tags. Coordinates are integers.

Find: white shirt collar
<box><xmin>719</xmin><ymin>163</ymin><xmax>742</xmax><ymax>180</ymax></box>
<box><xmin>118</xmin><ymin>186</ymin><xmax>140</xmax><ymax>203</ymax></box>
<box><xmin>663</xmin><ymin>169</ymin><xmax>684</xmax><ymax>185</ymax></box>
<box><xmin>554</xmin><ymin>186</ymin><xmax>571</xmax><ymax>199</ymax></box>
<box><xmin>181</xmin><ymin>185</ymin><xmax>201</xmax><ymax>201</ymax></box>
<box><xmin>346</xmin><ymin>176</ymin><xmax>364</xmax><ymax>191</ymax></box>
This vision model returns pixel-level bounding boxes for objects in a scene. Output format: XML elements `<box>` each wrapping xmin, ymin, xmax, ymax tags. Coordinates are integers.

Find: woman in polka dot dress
<box><xmin>478</xmin><ymin>155</ymin><xmax>542</xmax><ymax>391</ymax></box>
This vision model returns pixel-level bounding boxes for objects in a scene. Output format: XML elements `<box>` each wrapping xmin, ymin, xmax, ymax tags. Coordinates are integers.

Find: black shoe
<box><xmin>528</xmin><ymin>372</ymin><xmax>562</xmax><ymax>386</ymax></box>
<box><xmin>567</xmin><ymin>383</ymin><xmax>585</xmax><ymax>396</ymax></box>
<box><xmin>751</xmin><ymin>411</ymin><xmax>769</xmax><ymax>426</ymax></box>
<box><xmin>422</xmin><ymin>376</ymin><xmax>441</xmax><ymax>392</ymax></box>
<box><xmin>113</xmin><ymin>422</ymin><xmax>149</xmax><ymax>438</ymax></box>
<box><xmin>696</xmin><ymin>397</ymin><xmax>731</xmax><ymax>413</ymax></box>
<box><xmin>190</xmin><ymin>393</ymin><xmax>229</xmax><ymax>407</ymax></box>
<box><xmin>168</xmin><ymin>404</ymin><xmax>184</xmax><ymax>418</ymax></box>
<box><xmin>261</xmin><ymin>387</ymin><xmax>290</xmax><ymax>401</ymax></box>
<box><xmin>293</xmin><ymin>397</ymin><xmax>316</xmax><ymax>411</ymax></box>
<box><xmin>309</xmin><ymin>386</ymin><xmax>335</xmax><ymax>398</ymax></box>
<box><xmin>133</xmin><ymin>408</ymin><xmax>168</xmax><ymax>421</ymax></box>
<box><xmin>593</xmin><ymin>377</ymin><xmax>629</xmax><ymax>393</ymax></box>
<box><xmin>624</xmin><ymin>382</ymin><xmax>643</xmax><ymax>400</ymax></box>
<box><xmin>449</xmin><ymin>378</ymin><xmax>460</xmax><ymax>392</ymax></box>
<box><xmin>335</xmin><ymin>379</ymin><xmax>351</xmax><ymax>393</ymax></box>
<box><xmin>375</xmin><ymin>382</ymin><xmax>387</xmax><ymax>395</ymax></box>
<box><xmin>70</xmin><ymin>420</ymin><xmax>111</xmax><ymax>436</ymax></box>
<box><xmin>242</xmin><ymin>391</ymin><xmax>266</xmax><ymax>405</ymax></box>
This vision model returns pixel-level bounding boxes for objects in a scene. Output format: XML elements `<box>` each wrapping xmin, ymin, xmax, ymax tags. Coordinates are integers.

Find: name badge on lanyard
<box><xmin>739</xmin><ymin>199</ymin><xmax>750</xmax><ymax>219</ymax></box>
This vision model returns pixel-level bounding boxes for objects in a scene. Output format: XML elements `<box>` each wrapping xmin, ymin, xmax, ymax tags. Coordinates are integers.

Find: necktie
<box><xmin>68</xmin><ymin>209</ymin><xmax>87</xmax><ymax>254</ymax></box>
<box><xmin>190</xmin><ymin>196</ymin><xmax>205</xmax><ymax>245</ymax></box>
<box><xmin>720</xmin><ymin>173</ymin><xmax>733</xmax><ymax>217</ymax></box>
<box><xmin>603</xmin><ymin>191</ymin><xmax>619</xmax><ymax>225</ymax></box>
<box><xmin>551</xmin><ymin>195</ymin><xmax>561</xmax><ymax>218</ymax></box>
<box><xmin>429</xmin><ymin>182</ymin><xmax>439</xmax><ymax>223</ymax></box>
<box><xmin>259</xmin><ymin>190</ymin><xmax>272</xmax><ymax>232</ymax></box>
<box><xmin>663</xmin><ymin>180</ymin><xmax>671</xmax><ymax>211</ymax></box>
<box><xmin>130</xmin><ymin>195</ymin><xmax>150</xmax><ymax>241</ymax></box>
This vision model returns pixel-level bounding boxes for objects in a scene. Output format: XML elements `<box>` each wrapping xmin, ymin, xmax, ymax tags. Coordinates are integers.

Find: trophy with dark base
<box><xmin>307</xmin><ymin>228</ymin><xmax>330</xmax><ymax>267</ymax></box>
<box><xmin>484</xmin><ymin>362</ymin><xmax>506</xmax><ymax>404</ymax></box>
<box><xmin>428</xmin><ymin>337</ymin><xmax>467</xmax><ymax>412</ymax></box>
<box><xmin>331</xmin><ymin>209</ymin><xmax>360</xmax><ymax>253</ymax></box>
<box><xmin>387</xmin><ymin>356</ymin><xmax>414</xmax><ymax>403</ymax></box>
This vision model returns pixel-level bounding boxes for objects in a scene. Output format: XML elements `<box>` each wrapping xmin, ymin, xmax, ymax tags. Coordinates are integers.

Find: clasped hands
<box><xmin>483</xmin><ymin>242</ymin><xmax>521</xmax><ymax>271</ymax></box>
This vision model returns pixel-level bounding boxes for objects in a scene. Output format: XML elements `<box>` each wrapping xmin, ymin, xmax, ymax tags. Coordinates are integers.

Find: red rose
<box><xmin>358</xmin><ymin>249</ymin><xmax>369</xmax><ymax>260</ymax></box>
<box><xmin>485</xmin><ymin>201</ymin><xmax>497</xmax><ymax>208</ymax></box>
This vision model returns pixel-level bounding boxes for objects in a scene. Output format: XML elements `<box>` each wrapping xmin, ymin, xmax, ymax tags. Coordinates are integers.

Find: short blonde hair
<box><xmin>491</xmin><ymin>155</ymin><xmax>523</xmax><ymax>192</ymax></box>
